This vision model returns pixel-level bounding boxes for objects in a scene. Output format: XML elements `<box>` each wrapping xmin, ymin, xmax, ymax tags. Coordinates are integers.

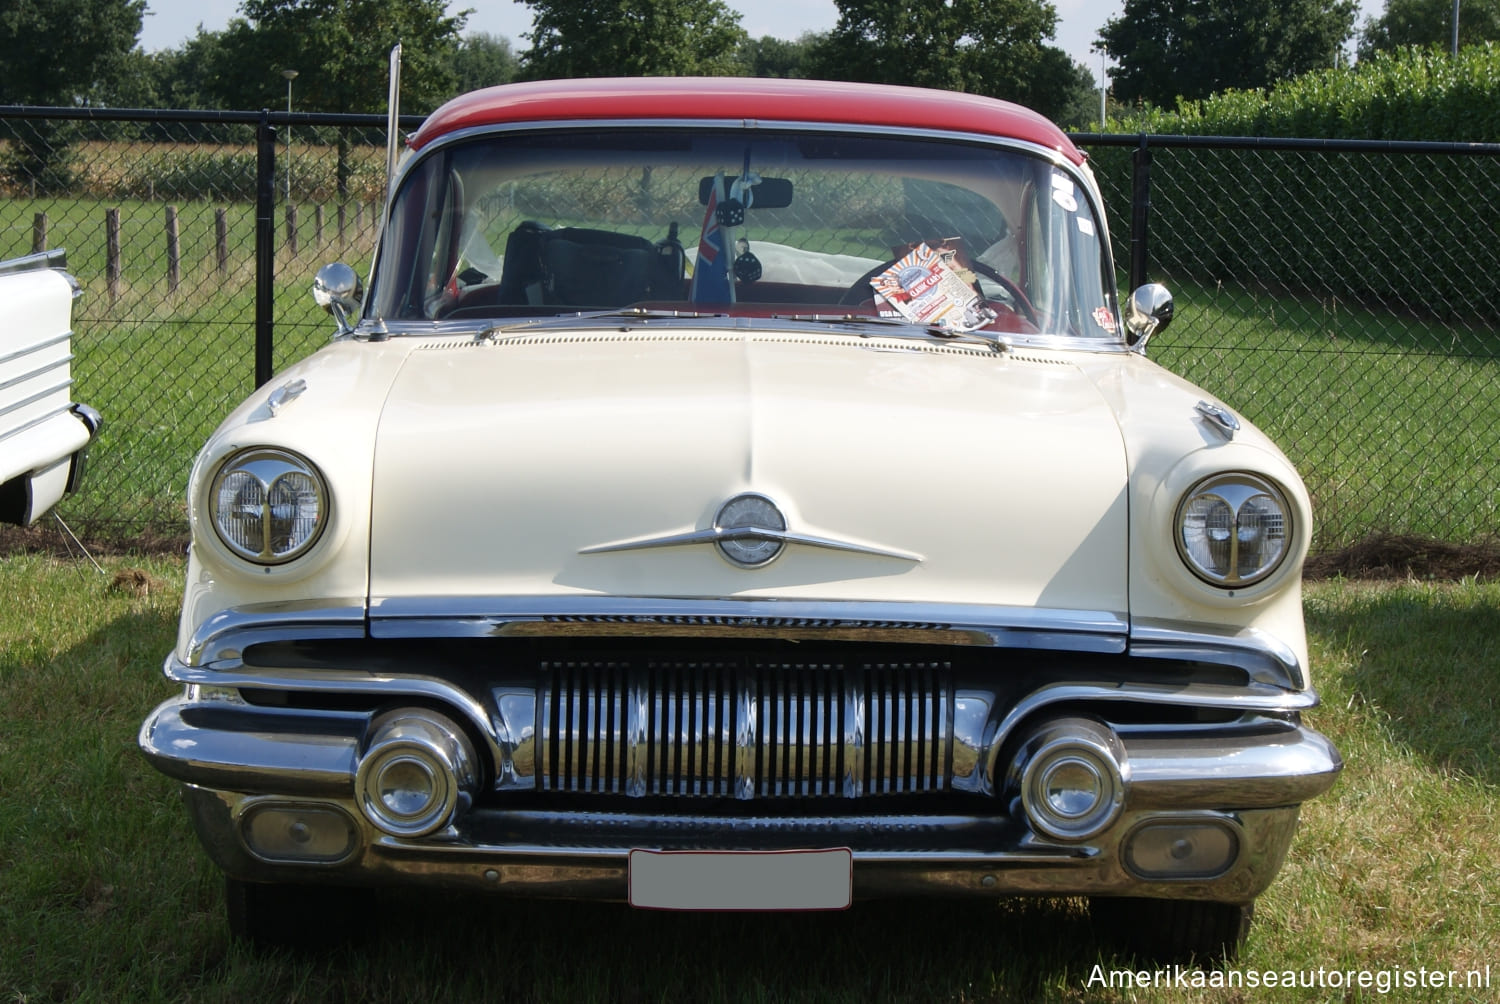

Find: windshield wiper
<box><xmin>480</xmin><ymin>307</ymin><xmax>730</xmax><ymax>339</ymax></box>
<box><xmin>770</xmin><ymin>312</ymin><xmax>1008</xmax><ymax>352</ymax></box>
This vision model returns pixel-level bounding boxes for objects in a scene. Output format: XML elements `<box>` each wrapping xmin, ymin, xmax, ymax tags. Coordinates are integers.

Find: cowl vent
<box><xmin>413</xmin><ymin>330</ymin><xmax>1011</xmax><ymax>359</ymax></box>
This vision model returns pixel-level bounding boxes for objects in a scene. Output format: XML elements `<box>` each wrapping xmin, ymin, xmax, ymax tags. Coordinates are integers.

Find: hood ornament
<box><xmin>713</xmin><ymin>493</ymin><xmax>786</xmax><ymax>567</ymax></box>
<box><xmin>580</xmin><ymin>492</ymin><xmax>922</xmax><ymax>568</ymax></box>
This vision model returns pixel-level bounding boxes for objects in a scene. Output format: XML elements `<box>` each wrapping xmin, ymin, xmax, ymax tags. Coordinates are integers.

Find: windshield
<box><xmin>369</xmin><ymin>127</ymin><xmax>1117</xmax><ymax>340</ymax></box>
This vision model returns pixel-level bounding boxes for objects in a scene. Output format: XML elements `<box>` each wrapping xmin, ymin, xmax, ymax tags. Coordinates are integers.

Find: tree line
<box><xmin>3</xmin><ymin>0</ymin><xmax>1498</xmax><ymax>128</ymax></box>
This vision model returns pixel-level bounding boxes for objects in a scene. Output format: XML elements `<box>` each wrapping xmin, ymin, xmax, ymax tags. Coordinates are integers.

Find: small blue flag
<box><xmin>690</xmin><ymin>171</ymin><xmax>735</xmax><ymax>304</ymax></box>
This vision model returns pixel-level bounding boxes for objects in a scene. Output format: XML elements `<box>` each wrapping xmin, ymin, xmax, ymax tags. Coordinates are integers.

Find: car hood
<box><xmin>367</xmin><ymin>330</ymin><xmax>1128</xmax><ymax>616</ymax></box>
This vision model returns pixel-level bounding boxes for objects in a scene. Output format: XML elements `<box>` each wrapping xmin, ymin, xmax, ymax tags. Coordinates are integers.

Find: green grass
<box><xmin>1154</xmin><ymin>278</ymin><xmax>1500</xmax><ymax>549</ymax></box>
<box><xmin>1</xmin><ymin>556</ymin><xmax>1497</xmax><ymax>1002</ymax></box>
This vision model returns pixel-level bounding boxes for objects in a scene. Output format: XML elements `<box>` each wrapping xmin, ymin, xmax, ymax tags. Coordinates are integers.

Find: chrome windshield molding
<box><xmin>182</xmin><ymin>600</ymin><xmax>367</xmax><ymax>667</ymax></box>
<box><xmin>1129</xmin><ymin>621</ymin><xmax>1307</xmax><ymax>691</ymax></box>
<box><xmin>367</xmin><ymin>596</ymin><xmax>1129</xmax><ymax>653</ymax></box>
<box><xmin>410</xmin><ymin>117</ymin><xmax>1091</xmax><ymax>185</ymax></box>
<box><xmin>385</xmin><ymin>119</ymin><xmax>1124</xmax><ymax>350</ymax></box>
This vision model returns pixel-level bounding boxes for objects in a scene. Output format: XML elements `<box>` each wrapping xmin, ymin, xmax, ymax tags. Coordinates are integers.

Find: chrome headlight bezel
<box><xmin>1174</xmin><ymin>472</ymin><xmax>1292</xmax><ymax>588</ymax></box>
<box><xmin>207</xmin><ymin>447</ymin><xmax>330</xmax><ymax>565</ymax></box>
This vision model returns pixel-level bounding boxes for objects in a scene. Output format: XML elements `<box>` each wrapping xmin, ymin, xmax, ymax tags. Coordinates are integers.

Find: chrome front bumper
<box><xmin>142</xmin><ymin>671</ymin><xmax>1340</xmax><ymax>904</ymax></box>
<box><xmin>178</xmin><ymin>782</ymin><xmax>1309</xmax><ymax>903</ymax></box>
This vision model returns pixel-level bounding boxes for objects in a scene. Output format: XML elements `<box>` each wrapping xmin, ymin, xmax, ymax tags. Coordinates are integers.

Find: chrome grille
<box><xmin>540</xmin><ymin>659</ymin><xmax>952</xmax><ymax>799</ymax></box>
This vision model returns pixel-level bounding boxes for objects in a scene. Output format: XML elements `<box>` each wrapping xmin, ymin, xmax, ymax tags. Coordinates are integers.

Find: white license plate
<box><xmin>628</xmin><ymin>848</ymin><xmax>853</xmax><ymax>911</ymax></box>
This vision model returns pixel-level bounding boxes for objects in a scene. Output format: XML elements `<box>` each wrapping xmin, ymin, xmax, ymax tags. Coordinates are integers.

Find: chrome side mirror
<box><xmin>313</xmin><ymin>263</ymin><xmax>364</xmax><ymax>336</ymax></box>
<box><xmin>1124</xmin><ymin>283</ymin><xmax>1174</xmax><ymax>353</ymax></box>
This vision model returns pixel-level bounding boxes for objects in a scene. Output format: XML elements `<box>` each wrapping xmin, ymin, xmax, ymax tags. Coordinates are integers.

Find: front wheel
<box><xmin>1088</xmin><ymin>897</ymin><xmax>1254</xmax><ymax>963</ymax></box>
<box><xmin>225</xmin><ymin>877</ymin><xmax>373</xmax><ymax>949</ymax></box>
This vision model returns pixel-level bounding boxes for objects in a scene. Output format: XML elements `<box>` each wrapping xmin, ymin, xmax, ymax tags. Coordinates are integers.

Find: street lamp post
<box><xmin>282</xmin><ymin>69</ymin><xmax>299</xmax><ymax>200</ymax></box>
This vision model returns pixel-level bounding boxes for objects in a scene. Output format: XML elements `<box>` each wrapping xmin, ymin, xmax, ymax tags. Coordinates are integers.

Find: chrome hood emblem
<box><xmin>580</xmin><ymin>492</ymin><xmax>922</xmax><ymax>568</ymax></box>
<box><xmin>714</xmin><ymin>493</ymin><xmax>787</xmax><ymax>567</ymax></box>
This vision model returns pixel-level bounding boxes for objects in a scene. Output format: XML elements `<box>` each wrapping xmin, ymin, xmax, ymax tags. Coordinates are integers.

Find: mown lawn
<box><xmin>0</xmin><ymin>555</ymin><xmax>1495</xmax><ymax>1002</ymax></box>
<box><xmin>1153</xmin><ymin>278</ymin><xmax>1500</xmax><ymax>550</ymax></box>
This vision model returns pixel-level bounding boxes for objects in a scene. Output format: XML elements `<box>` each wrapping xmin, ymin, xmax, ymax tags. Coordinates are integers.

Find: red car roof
<box><xmin>409</xmin><ymin>77</ymin><xmax>1084</xmax><ymax>164</ymax></box>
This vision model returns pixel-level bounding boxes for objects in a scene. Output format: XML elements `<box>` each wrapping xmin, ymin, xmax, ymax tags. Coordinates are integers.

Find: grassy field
<box><xmin>1153</xmin><ymin>278</ymin><xmax>1500</xmax><ymax>549</ymax></box>
<box><xmin>0</xmin><ymin>554</ymin><xmax>1496</xmax><ymax>1002</ymax></box>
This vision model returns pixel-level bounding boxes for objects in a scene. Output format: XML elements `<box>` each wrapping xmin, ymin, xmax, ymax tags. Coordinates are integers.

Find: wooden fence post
<box><xmin>166</xmin><ymin>205</ymin><xmax>181</xmax><ymax>294</ymax></box>
<box><xmin>285</xmin><ymin>203</ymin><xmax>298</xmax><ymax>256</ymax></box>
<box><xmin>315</xmin><ymin>204</ymin><xmax>325</xmax><ymax>247</ymax></box>
<box><xmin>216</xmin><ymin>209</ymin><xmax>229</xmax><ymax>275</ymax></box>
<box><xmin>32</xmin><ymin>212</ymin><xmax>47</xmax><ymax>254</ymax></box>
<box><xmin>106</xmin><ymin>208</ymin><xmax>121</xmax><ymax>302</ymax></box>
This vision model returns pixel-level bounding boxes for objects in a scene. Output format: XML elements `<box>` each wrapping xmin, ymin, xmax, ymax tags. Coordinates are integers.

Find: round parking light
<box><xmin>355</xmin><ymin>709</ymin><xmax>479</xmax><ymax>838</ymax></box>
<box><xmin>1010</xmin><ymin>717</ymin><xmax>1128</xmax><ymax>842</ymax></box>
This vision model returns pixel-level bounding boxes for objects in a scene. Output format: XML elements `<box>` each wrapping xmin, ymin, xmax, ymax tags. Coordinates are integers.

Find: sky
<box><xmin>136</xmin><ymin>0</ymin><xmax>1386</xmax><ymax>82</ymax></box>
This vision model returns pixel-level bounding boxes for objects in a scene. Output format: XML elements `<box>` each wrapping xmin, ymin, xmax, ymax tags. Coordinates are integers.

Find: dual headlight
<box><xmin>1175</xmin><ymin>473</ymin><xmax>1291</xmax><ymax>588</ymax></box>
<box><xmin>207</xmin><ymin>448</ymin><xmax>329</xmax><ymax>564</ymax></box>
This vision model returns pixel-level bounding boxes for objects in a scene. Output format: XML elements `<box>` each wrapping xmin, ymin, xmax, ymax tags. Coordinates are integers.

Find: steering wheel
<box><xmin>839</xmin><ymin>257</ymin><xmax>1038</xmax><ymax>326</ymax></box>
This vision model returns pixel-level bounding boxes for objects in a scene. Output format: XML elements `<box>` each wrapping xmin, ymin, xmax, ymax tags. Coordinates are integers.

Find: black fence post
<box><xmin>255</xmin><ymin>110</ymin><xmax>276</xmax><ymax>388</ymax></box>
<box><xmin>1129</xmin><ymin>134</ymin><xmax>1152</xmax><ymax>292</ymax></box>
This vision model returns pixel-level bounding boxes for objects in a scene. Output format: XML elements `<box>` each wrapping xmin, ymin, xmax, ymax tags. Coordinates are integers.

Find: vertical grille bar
<box><xmin>540</xmin><ymin>657</ymin><xmax>951</xmax><ymax>798</ymax></box>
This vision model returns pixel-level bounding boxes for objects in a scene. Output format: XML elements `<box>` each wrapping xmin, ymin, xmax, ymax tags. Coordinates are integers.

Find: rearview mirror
<box><xmin>697</xmin><ymin>176</ymin><xmax>793</xmax><ymax>209</ymax></box>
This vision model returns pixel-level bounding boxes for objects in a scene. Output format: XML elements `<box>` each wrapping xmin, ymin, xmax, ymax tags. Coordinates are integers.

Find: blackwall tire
<box><xmin>1089</xmin><ymin>896</ymin><xmax>1254</xmax><ymax>963</ymax></box>
<box><xmin>225</xmin><ymin>877</ymin><xmax>373</xmax><ymax>949</ymax></box>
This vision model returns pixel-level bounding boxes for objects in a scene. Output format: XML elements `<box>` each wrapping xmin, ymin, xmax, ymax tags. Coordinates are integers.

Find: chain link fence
<box><xmin>0</xmin><ymin>108</ymin><xmax>398</xmax><ymax>543</ymax></box>
<box><xmin>2</xmin><ymin>108</ymin><xmax>1497</xmax><ymax>552</ymax></box>
<box><xmin>1081</xmin><ymin>135</ymin><xmax>1500</xmax><ymax>551</ymax></box>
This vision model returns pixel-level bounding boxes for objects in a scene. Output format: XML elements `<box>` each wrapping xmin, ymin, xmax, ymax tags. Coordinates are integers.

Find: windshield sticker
<box><xmin>1093</xmin><ymin>306</ymin><xmax>1117</xmax><ymax>334</ymax></box>
<box><xmin>1076</xmin><ymin>217</ymin><xmax>1096</xmax><ymax>237</ymax></box>
<box><xmin>1052</xmin><ymin>186</ymin><xmax>1078</xmax><ymax>212</ymax></box>
<box><xmin>871</xmin><ymin>243</ymin><xmax>996</xmax><ymax>332</ymax></box>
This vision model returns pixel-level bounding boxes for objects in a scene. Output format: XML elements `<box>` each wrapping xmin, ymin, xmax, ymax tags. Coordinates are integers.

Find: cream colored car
<box><xmin>0</xmin><ymin>251</ymin><xmax>101</xmax><ymax>526</ymax></box>
<box><xmin>139</xmin><ymin>78</ymin><xmax>1340</xmax><ymax>959</ymax></box>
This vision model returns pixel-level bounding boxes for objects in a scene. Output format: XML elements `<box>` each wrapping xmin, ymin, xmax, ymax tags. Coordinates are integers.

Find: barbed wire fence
<box><xmin>2</xmin><ymin>107</ymin><xmax>1497</xmax><ymax>553</ymax></box>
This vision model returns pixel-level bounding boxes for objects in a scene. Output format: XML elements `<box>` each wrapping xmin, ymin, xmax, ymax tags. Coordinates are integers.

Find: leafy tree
<box><xmin>1051</xmin><ymin>60</ymin><xmax>1106</xmax><ymax>130</ymax></box>
<box><xmin>808</xmin><ymin>0</ymin><xmax>1091</xmax><ymax>123</ymax></box>
<box><xmin>0</xmin><ymin>0</ymin><xmax>145</xmax><ymax>105</ymax></box>
<box><xmin>135</xmin><ymin>29</ymin><xmax>237</xmax><ymax>110</ymax></box>
<box><xmin>1358</xmin><ymin>0</ymin><xmax>1500</xmax><ymax>57</ymax></box>
<box><xmin>1098</xmin><ymin>0</ymin><xmax>1358</xmax><ymax>107</ymax></box>
<box><xmin>518</xmin><ymin>0</ymin><xmax>748</xmax><ymax>79</ymax></box>
<box><xmin>210</xmin><ymin>0</ymin><xmax>466</xmax><ymax>114</ymax></box>
<box><xmin>454</xmin><ymin>32</ymin><xmax>519</xmax><ymax>92</ymax></box>
<box><xmin>737</xmin><ymin>33</ymin><xmax>821</xmax><ymax>78</ymax></box>
<box><xmin>204</xmin><ymin>0</ymin><xmax>465</xmax><ymax>195</ymax></box>
<box><xmin>0</xmin><ymin>0</ymin><xmax>145</xmax><ymax>190</ymax></box>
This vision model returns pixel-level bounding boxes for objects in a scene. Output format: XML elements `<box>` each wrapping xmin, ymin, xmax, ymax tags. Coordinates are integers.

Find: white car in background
<box><xmin>0</xmin><ymin>251</ymin><xmax>101</xmax><ymax>526</ymax></box>
<box><xmin>139</xmin><ymin>78</ymin><xmax>1341</xmax><ymax>961</ymax></box>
